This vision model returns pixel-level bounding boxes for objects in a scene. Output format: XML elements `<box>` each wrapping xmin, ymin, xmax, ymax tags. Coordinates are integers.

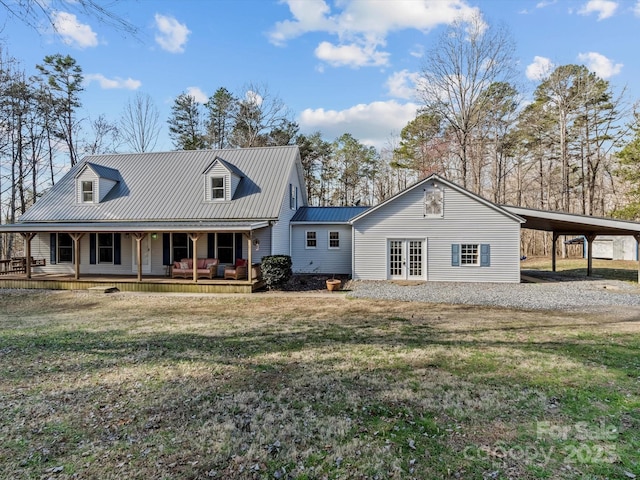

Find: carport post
<box><xmin>585</xmin><ymin>234</ymin><xmax>596</xmax><ymax>277</ymax></box>
<box><xmin>634</xmin><ymin>234</ymin><xmax>640</xmax><ymax>284</ymax></box>
<box><xmin>552</xmin><ymin>233</ymin><xmax>559</xmax><ymax>272</ymax></box>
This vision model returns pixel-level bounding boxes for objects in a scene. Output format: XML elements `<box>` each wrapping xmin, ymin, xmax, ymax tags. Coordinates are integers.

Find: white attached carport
<box><xmin>503</xmin><ymin>206</ymin><xmax>640</xmax><ymax>281</ymax></box>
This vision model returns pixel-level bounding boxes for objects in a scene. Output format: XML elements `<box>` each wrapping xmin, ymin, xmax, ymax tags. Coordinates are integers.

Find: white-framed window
<box><xmin>306</xmin><ymin>231</ymin><xmax>317</xmax><ymax>249</ymax></box>
<box><xmin>81</xmin><ymin>180</ymin><xmax>94</xmax><ymax>203</ymax></box>
<box><xmin>58</xmin><ymin>233</ymin><xmax>73</xmax><ymax>263</ymax></box>
<box><xmin>328</xmin><ymin>231</ymin><xmax>340</xmax><ymax>249</ymax></box>
<box><xmin>98</xmin><ymin>233</ymin><xmax>114</xmax><ymax>264</ymax></box>
<box><xmin>211</xmin><ymin>177</ymin><xmax>225</xmax><ymax>200</ymax></box>
<box><xmin>460</xmin><ymin>244</ymin><xmax>479</xmax><ymax>265</ymax></box>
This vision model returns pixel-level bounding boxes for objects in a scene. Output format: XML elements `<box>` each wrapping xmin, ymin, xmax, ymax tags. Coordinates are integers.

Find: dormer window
<box><xmin>75</xmin><ymin>162</ymin><xmax>119</xmax><ymax>204</ymax></box>
<box><xmin>211</xmin><ymin>177</ymin><xmax>225</xmax><ymax>200</ymax></box>
<box><xmin>82</xmin><ymin>181</ymin><xmax>94</xmax><ymax>203</ymax></box>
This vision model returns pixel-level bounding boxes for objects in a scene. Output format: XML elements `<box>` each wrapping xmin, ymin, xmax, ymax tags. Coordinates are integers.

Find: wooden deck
<box><xmin>0</xmin><ymin>273</ymin><xmax>265</xmax><ymax>294</ymax></box>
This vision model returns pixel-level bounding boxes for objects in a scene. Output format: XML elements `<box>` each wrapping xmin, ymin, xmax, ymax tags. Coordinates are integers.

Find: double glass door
<box><xmin>389</xmin><ymin>239</ymin><xmax>424</xmax><ymax>280</ymax></box>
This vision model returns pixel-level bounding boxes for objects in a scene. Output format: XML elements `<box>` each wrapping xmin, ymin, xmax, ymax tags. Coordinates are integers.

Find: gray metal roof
<box><xmin>0</xmin><ymin>220</ymin><xmax>269</xmax><ymax>233</ymax></box>
<box><xmin>291</xmin><ymin>206</ymin><xmax>370</xmax><ymax>223</ymax></box>
<box><xmin>18</xmin><ymin>146</ymin><xmax>302</xmax><ymax>224</ymax></box>
<box><xmin>83</xmin><ymin>163</ymin><xmax>121</xmax><ymax>181</ymax></box>
<box><xmin>503</xmin><ymin>205</ymin><xmax>640</xmax><ymax>236</ymax></box>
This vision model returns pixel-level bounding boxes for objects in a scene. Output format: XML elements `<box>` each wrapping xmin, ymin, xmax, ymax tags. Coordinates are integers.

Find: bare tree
<box><xmin>83</xmin><ymin>114</ymin><xmax>119</xmax><ymax>155</ymax></box>
<box><xmin>0</xmin><ymin>0</ymin><xmax>137</xmax><ymax>36</ymax></box>
<box><xmin>230</xmin><ymin>83</ymin><xmax>293</xmax><ymax>148</ymax></box>
<box><xmin>119</xmin><ymin>93</ymin><xmax>160</xmax><ymax>153</ymax></box>
<box><xmin>418</xmin><ymin>12</ymin><xmax>517</xmax><ymax>191</ymax></box>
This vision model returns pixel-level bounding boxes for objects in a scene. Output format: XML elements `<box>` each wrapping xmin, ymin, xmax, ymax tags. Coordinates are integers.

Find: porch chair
<box><xmin>224</xmin><ymin>259</ymin><xmax>248</xmax><ymax>280</ymax></box>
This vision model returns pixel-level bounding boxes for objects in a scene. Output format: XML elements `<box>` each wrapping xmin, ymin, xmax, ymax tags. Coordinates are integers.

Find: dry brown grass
<box><xmin>0</xmin><ymin>290</ymin><xmax>639</xmax><ymax>479</ymax></box>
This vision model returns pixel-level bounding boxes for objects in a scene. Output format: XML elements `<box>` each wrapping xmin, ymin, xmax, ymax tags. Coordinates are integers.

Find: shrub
<box><xmin>260</xmin><ymin>255</ymin><xmax>293</xmax><ymax>290</ymax></box>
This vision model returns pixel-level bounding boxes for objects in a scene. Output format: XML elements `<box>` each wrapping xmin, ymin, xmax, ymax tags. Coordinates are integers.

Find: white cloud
<box><xmin>634</xmin><ymin>0</ymin><xmax>640</xmax><ymax>16</ymax></box>
<box><xmin>577</xmin><ymin>52</ymin><xmax>623</xmax><ymax>78</ymax></box>
<box><xmin>84</xmin><ymin>74</ymin><xmax>141</xmax><ymax>90</ymax></box>
<box><xmin>526</xmin><ymin>56</ymin><xmax>554</xmax><ymax>81</ymax></box>
<box><xmin>52</xmin><ymin>11</ymin><xmax>98</xmax><ymax>48</ymax></box>
<box><xmin>577</xmin><ymin>0</ymin><xmax>618</xmax><ymax>19</ymax></box>
<box><xmin>410</xmin><ymin>44</ymin><xmax>425</xmax><ymax>58</ymax></box>
<box><xmin>186</xmin><ymin>86</ymin><xmax>208</xmax><ymax>103</ymax></box>
<box><xmin>386</xmin><ymin>70</ymin><xmax>420</xmax><ymax>99</ymax></box>
<box><xmin>299</xmin><ymin>100</ymin><xmax>419</xmax><ymax>149</ymax></box>
<box><xmin>270</xmin><ymin>0</ymin><xmax>480</xmax><ymax>68</ymax></box>
<box><xmin>315</xmin><ymin>41</ymin><xmax>389</xmax><ymax>68</ymax></box>
<box><xmin>154</xmin><ymin>14</ymin><xmax>190</xmax><ymax>53</ymax></box>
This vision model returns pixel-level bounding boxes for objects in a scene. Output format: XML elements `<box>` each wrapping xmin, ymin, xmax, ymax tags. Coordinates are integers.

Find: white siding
<box><xmin>353</xmin><ymin>183</ymin><xmax>521</xmax><ymax>282</ymax></box>
<box><xmin>252</xmin><ymin>227</ymin><xmax>272</xmax><ymax>262</ymax></box>
<box><xmin>204</xmin><ymin>163</ymin><xmax>230</xmax><ymax>202</ymax></box>
<box><xmin>272</xmin><ymin>164</ymin><xmax>303</xmax><ymax>255</ymax></box>
<box><xmin>76</xmin><ymin>170</ymin><xmax>97</xmax><ymax>204</ymax></box>
<box><xmin>291</xmin><ymin>224</ymin><xmax>352</xmax><ymax>274</ymax></box>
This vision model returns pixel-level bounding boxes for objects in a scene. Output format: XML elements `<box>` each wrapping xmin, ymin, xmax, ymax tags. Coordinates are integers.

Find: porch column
<box><xmin>188</xmin><ymin>233</ymin><xmax>200</xmax><ymax>282</ymax></box>
<box><xmin>585</xmin><ymin>234</ymin><xmax>596</xmax><ymax>277</ymax></box>
<box><xmin>551</xmin><ymin>232</ymin><xmax>559</xmax><ymax>272</ymax></box>
<box><xmin>69</xmin><ymin>233</ymin><xmax>84</xmax><ymax>280</ymax></box>
<box><xmin>634</xmin><ymin>234</ymin><xmax>640</xmax><ymax>284</ymax></box>
<box><xmin>246</xmin><ymin>233</ymin><xmax>253</xmax><ymax>283</ymax></box>
<box><xmin>20</xmin><ymin>232</ymin><xmax>36</xmax><ymax>279</ymax></box>
<box><xmin>132</xmin><ymin>233</ymin><xmax>147</xmax><ymax>282</ymax></box>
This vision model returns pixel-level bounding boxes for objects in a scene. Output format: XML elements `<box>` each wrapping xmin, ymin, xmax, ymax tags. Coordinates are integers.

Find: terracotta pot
<box><xmin>326</xmin><ymin>279</ymin><xmax>341</xmax><ymax>291</ymax></box>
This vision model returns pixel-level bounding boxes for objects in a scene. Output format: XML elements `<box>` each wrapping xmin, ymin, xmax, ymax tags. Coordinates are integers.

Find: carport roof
<box><xmin>503</xmin><ymin>205</ymin><xmax>640</xmax><ymax>236</ymax></box>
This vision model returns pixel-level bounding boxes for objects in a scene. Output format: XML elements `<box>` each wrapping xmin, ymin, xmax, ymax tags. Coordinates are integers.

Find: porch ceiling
<box><xmin>503</xmin><ymin>206</ymin><xmax>640</xmax><ymax>236</ymax></box>
<box><xmin>0</xmin><ymin>220</ymin><xmax>271</xmax><ymax>233</ymax></box>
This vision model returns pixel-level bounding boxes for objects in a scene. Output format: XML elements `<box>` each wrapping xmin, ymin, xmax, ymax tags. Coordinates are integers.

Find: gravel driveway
<box><xmin>347</xmin><ymin>271</ymin><xmax>640</xmax><ymax>311</ymax></box>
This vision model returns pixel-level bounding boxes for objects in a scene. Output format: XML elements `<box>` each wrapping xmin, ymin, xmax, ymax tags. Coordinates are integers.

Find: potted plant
<box><xmin>326</xmin><ymin>276</ymin><xmax>341</xmax><ymax>291</ymax></box>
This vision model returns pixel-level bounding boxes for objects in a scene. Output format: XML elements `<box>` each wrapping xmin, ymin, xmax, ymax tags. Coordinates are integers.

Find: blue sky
<box><xmin>1</xmin><ymin>0</ymin><xmax>639</xmax><ymax>151</ymax></box>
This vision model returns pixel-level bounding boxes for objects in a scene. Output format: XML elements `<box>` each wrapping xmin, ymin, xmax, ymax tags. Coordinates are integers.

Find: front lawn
<box><xmin>0</xmin><ymin>291</ymin><xmax>638</xmax><ymax>479</ymax></box>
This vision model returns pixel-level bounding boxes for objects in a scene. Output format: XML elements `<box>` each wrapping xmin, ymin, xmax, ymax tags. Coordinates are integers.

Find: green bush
<box><xmin>260</xmin><ymin>255</ymin><xmax>293</xmax><ymax>290</ymax></box>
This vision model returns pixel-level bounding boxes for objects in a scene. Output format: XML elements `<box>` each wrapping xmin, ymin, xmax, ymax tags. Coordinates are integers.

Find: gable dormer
<box><xmin>75</xmin><ymin>163</ymin><xmax>120</xmax><ymax>204</ymax></box>
<box><xmin>203</xmin><ymin>157</ymin><xmax>243</xmax><ymax>202</ymax></box>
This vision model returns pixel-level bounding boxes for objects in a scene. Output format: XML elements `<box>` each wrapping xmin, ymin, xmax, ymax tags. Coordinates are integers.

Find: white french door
<box><xmin>132</xmin><ymin>236</ymin><xmax>152</xmax><ymax>273</ymax></box>
<box><xmin>388</xmin><ymin>239</ymin><xmax>424</xmax><ymax>280</ymax></box>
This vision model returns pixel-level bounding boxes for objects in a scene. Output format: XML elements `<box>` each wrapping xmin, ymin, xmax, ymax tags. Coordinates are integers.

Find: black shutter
<box><xmin>207</xmin><ymin>233</ymin><xmax>216</xmax><ymax>258</ymax></box>
<box><xmin>50</xmin><ymin>233</ymin><xmax>57</xmax><ymax>265</ymax></box>
<box><xmin>163</xmin><ymin>233</ymin><xmax>171</xmax><ymax>265</ymax></box>
<box><xmin>235</xmin><ymin>233</ymin><xmax>243</xmax><ymax>260</ymax></box>
<box><xmin>90</xmin><ymin>234</ymin><xmax>96</xmax><ymax>264</ymax></box>
<box><xmin>114</xmin><ymin>234</ymin><xmax>121</xmax><ymax>265</ymax></box>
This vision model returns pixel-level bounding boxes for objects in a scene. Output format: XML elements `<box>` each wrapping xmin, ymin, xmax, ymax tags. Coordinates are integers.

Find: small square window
<box><xmin>328</xmin><ymin>231</ymin><xmax>340</xmax><ymax>249</ymax></box>
<box><xmin>211</xmin><ymin>177</ymin><xmax>225</xmax><ymax>200</ymax></box>
<box><xmin>306</xmin><ymin>231</ymin><xmax>317</xmax><ymax>249</ymax></box>
<box><xmin>82</xmin><ymin>181</ymin><xmax>93</xmax><ymax>203</ymax></box>
<box><xmin>460</xmin><ymin>244</ymin><xmax>479</xmax><ymax>265</ymax></box>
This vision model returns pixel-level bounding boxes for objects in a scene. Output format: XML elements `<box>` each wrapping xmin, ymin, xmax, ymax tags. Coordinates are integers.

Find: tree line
<box><xmin>3</xmin><ymin>12</ymin><xmax>640</xmax><ymax>259</ymax></box>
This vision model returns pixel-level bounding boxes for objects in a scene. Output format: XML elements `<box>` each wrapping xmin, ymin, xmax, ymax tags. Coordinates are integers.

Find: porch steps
<box><xmin>87</xmin><ymin>285</ymin><xmax>119</xmax><ymax>294</ymax></box>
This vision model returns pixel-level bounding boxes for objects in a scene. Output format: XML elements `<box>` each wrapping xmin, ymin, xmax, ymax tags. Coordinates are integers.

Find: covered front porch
<box><xmin>0</xmin><ymin>220</ymin><xmax>271</xmax><ymax>293</ymax></box>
